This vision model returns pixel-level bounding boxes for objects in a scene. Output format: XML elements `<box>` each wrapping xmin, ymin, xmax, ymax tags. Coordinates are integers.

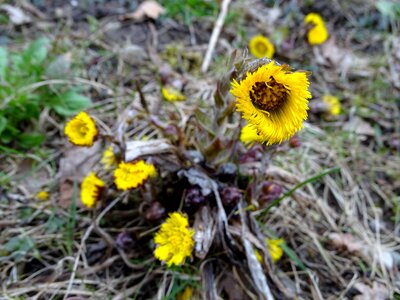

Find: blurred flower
<box><xmin>114</xmin><ymin>161</ymin><xmax>156</xmax><ymax>190</ymax></box>
<box><xmin>231</xmin><ymin>61</ymin><xmax>311</xmax><ymax>145</ymax></box>
<box><xmin>101</xmin><ymin>145</ymin><xmax>117</xmax><ymax>169</ymax></box>
<box><xmin>64</xmin><ymin>112</ymin><xmax>98</xmax><ymax>146</ymax></box>
<box><xmin>322</xmin><ymin>95</ymin><xmax>341</xmax><ymax>115</ymax></box>
<box><xmin>255</xmin><ymin>248</ymin><xmax>263</xmax><ymax>263</ymax></box>
<box><xmin>266</xmin><ymin>238</ymin><xmax>284</xmax><ymax>262</ymax></box>
<box><xmin>154</xmin><ymin>212</ymin><xmax>195</xmax><ymax>266</ymax></box>
<box><xmin>176</xmin><ymin>286</ymin><xmax>193</xmax><ymax>300</ymax></box>
<box><xmin>249</xmin><ymin>35</ymin><xmax>275</xmax><ymax>59</ymax></box>
<box><xmin>36</xmin><ymin>190</ymin><xmax>49</xmax><ymax>201</ymax></box>
<box><xmin>240</xmin><ymin>123</ymin><xmax>264</xmax><ymax>145</ymax></box>
<box><xmin>81</xmin><ymin>172</ymin><xmax>105</xmax><ymax>208</ymax></box>
<box><xmin>304</xmin><ymin>13</ymin><xmax>329</xmax><ymax>45</ymax></box>
<box><xmin>161</xmin><ymin>86</ymin><xmax>186</xmax><ymax>102</ymax></box>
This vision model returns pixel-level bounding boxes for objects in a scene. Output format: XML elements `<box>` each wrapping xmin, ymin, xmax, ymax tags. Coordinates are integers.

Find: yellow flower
<box><xmin>81</xmin><ymin>172</ymin><xmax>105</xmax><ymax>208</ymax></box>
<box><xmin>161</xmin><ymin>86</ymin><xmax>186</xmax><ymax>102</ymax></box>
<box><xmin>231</xmin><ymin>61</ymin><xmax>311</xmax><ymax>145</ymax></box>
<box><xmin>64</xmin><ymin>112</ymin><xmax>98</xmax><ymax>146</ymax></box>
<box><xmin>322</xmin><ymin>95</ymin><xmax>341</xmax><ymax>115</ymax></box>
<box><xmin>240</xmin><ymin>123</ymin><xmax>264</xmax><ymax>145</ymax></box>
<box><xmin>36</xmin><ymin>190</ymin><xmax>49</xmax><ymax>201</ymax></box>
<box><xmin>304</xmin><ymin>13</ymin><xmax>329</xmax><ymax>45</ymax></box>
<box><xmin>176</xmin><ymin>286</ymin><xmax>193</xmax><ymax>300</ymax></box>
<box><xmin>154</xmin><ymin>212</ymin><xmax>195</xmax><ymax>266</ymax></box>
<box><xmin>114</xmin><ymin>160</ymin><xmax>156</xmax><ymax>190</ymax></box>
<box><xmin>255</xmin><ymin>249</ymin><xmax>263</xmax><ymax>263</ymax></box>
<box><xmin>249</xmin><ymin>35</ymin><xmax>275</xmax><ymax>59</ymax></box>
<box><xmin>101</xmin><ymin>146</ymin><xmax>117</xmax><ymax>169</ymax></box>
<box><xmin>266</xmin><ymin>238</ymin><xmax>284</xmax><ymax>263</ymax></box>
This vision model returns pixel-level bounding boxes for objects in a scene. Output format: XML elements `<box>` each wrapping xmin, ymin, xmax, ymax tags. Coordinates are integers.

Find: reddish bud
<box><xmin>145</xmin><ymin>201</ymin><xmax>166</xmax><ymax>222</ymax></box>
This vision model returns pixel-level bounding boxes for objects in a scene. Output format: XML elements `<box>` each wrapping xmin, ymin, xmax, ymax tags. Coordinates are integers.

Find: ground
<box><xmin>0</xmin><ymin>0</ymin><xmax>399</xmax><ymax>299</ymax></box>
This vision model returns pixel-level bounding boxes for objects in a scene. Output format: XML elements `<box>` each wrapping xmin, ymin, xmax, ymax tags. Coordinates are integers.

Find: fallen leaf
<box><xmin>0</xmin><ymin>4</ymin><xmax>31</xmax><ymax>25</ymax></box>
<box><xmin>353</xmin><ymin>282</ymin><xmax>390</xmax><ymax>300</ymax></box>
<box><xmin>193</xmin><ymin>206</ymin><xmax>217</xmax><ymax>259</ymax></box>
<box><xmin>344</xmin><ymin>116</ymin><xmax>375</xmax><ymax>137</ymax></box>
<box><xmin>329</xmin><ymin>233</ymin><xmax>364</xmax><ymax>253</ymax></box>
<box><xmin>120</xmin><ymin>0</ymin><xmax>165</xmax><ymax>21</ymax></box>
<box><xmin>125</xmin><ymin>139</ymin><xmax>174</xmax><ymax>162</ymax></box>
<box><xmin>58</xmin><ymin>141</ymin><xmax>101</xmax><ymax>181</ymax></box>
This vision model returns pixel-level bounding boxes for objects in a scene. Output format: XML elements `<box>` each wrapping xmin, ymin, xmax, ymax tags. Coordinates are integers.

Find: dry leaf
<box><xmin>0</xmin><ymin>4</ymin><xmax>31</xmax><ymax>25</ymax></box>
<box><xmin>58</xmin><ymin>141</ymin><xmax>101</xmax><ymax>181</ymax></box>
<box><xmin>121</xmin><ymin>0</ymin><xmax>165</xmax><ymax>21</ymax></box>
<box><xmin>194</xmin><ymin>206</ymin><xmax>217</xmax><ymax>259</ymax></box>
<box><xmin>353</xmin><ymin>282</ymin><xmax>390</xmax><ymax>300</ymax></box>
<box><xmin>329</xmin><ymin>233</ymin><xmax>364</xmax><ymax>253</ymax></box>
<box><xmin>125</xmin><ymin>139</ymin><xmax>174</xmax><ymax>162</ymax></box>
<box><xmin>313</xmin><ymin>38</ymin><xmax>371</xmax><ymax>78</ymax></box>
<box><xmin>344</xmin><ymin>116</ymin><xmax>375</xmax><ymax>137</ymax></box>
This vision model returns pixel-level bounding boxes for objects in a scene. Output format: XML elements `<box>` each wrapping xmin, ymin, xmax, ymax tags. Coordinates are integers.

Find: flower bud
<box><xmin>116</xmin><ymin>232</ymin><xmax>135</xmax><ymax>249</ymax></box>
<box><xmin>145</xmin><ymin>201</ymin><xmax>166</xmax><ymax>222</ymax></box>
<box><xmin>289</xmin><ymin>135</ymin><xmax>301</xmax><ymax>148</ymax></box>
<box><xmin>221</xmin><ymin>186</ymin><xmax>242</xmax><ymax>208</ymax></box>
<box><xmin>259</xmin><ymin>182</ymin><xmax>283</xmax><ymax>205</ymax></box>
<box><xmin>184</xmin><ymin>187</ymin><xmax>206</xmax><ymax>208</ymax></box>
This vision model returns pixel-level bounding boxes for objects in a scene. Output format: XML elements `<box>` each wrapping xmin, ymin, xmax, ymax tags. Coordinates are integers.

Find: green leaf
<box><xmin>52</xmin><ymin>91</ymin><xmax>92</xmax><ymax>116</ymax></box>
<box><xmin>18</xmin><ymin>133</ymin><xmax>44</xmax><ymax>149</ymax></box>
<box><xmin>45</xmin><ymin>53</ymin><xmax>71</xmax><ymax>79</ymax></box>
<box><xmin>23</xmin><ymin>37</ymin><xmax>49</xmax><ymax>66</ymax></box>
<box><xmin>0</xmin><ymin>47</ymin><xmax>7</xmax><ymax>78</ymax></box>
<box><xmin>0</xmin><ymin>115</ymin><xmax>7</xmax><ymax>135</ymax></box>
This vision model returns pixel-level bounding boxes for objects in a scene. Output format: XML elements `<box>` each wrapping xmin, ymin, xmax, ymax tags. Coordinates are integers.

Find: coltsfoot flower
<box><xmin>114</xmin><ymin>160</ymin><xmax>156</xmax><ymax>190</ymax></box>
<box><xmin>322</xmin><ymin>95</ymin><xmax>341</xmax><ymax>115</ymax></box>
<box><xmin>81</xmin><ymin>172</ymin><xmax>105</xmax><ymax>208</ymax></box>
<box><xmin>267</xmin><ymin>238</ymin><xmax>284</xmax><ymax>262</ymax></box>
<box><xmin>161</xmin><ymin>86</ymin><xmax>186</xmax><ymax>102</ymax></box>
<box><xmin>101</xmin><ymin>145</ymin><xmax>117</xmax><ymax>169</ymax></box>
<box><xmin>249</xmin><ymin>35</ymin><xmax>275</xmax><ymax>59</ymax></box>
<box><xmin>36</xmin><ymin>190</ymin><xmax>49</xmax><ymax>201</ymax></box>
<box><xmin>240</xmin><ymin>123</ymin><xmax>264</xmax><ymax>145</ymax></box>
<box><xmin>231</xmin><ymin>60</ymin><xmax>311</xmax><ymax>145</ymax></box>
<box><xmin>304</xmin><ymin>13</ymin><xmax>329</xmax><ymax>45</ymax></box>
<box><xmin>64</xmin><ymin>112</ymin><xmax>98</xmax><ymax>146</ymax></box>
<box><xmin>154</xmin><ymin>212</ymin><xmax>195</xmax><ymax>266</ymax></box>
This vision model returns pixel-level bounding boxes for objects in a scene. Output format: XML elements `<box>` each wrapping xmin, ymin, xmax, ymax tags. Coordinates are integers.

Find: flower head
<box><xmin>231</xmin><ymin>60</ymin><xmax>311</xmax><ymax>145</ymax></box>
<box><xmin>161</xmin><ymin>86</ymin><xmax>186</xmax><ymax>102</ymax></box>
<box><xmin>249</xmin><ymin>35</ymin><xmax>275</xmax><ymax>59</ymax></box>
<box><xmin>304</xmin><ymin>13</ymin><xmax>329</xmax><ymax>45</ymax></box>
<box><xmin>101</xmin><ymin>146</ymin><xmax>117</xmax><ymax>169</ymax></box>
<box><xmin>154</xmin><ymin>212</ymin><xmax>195</xmax><ymax>266</ymax></box>
<box><xmin>240</xmin><ymin>123</ymin><xmax>264</xmax><ymax>145</ymax></box>
<box><xmin>176</xmin><ymin>287</ymin><xmax>193</xmax><ymax>300</ymax></box>
<box><xmin>64</xmin><ymin>112</ymin><xmax>98</xmax><ymax>146</ymax></box>
<box><xmin>114</xmin><ymin>160</ymin><xmax>156</xmax><ymax>190</ymax></box>
<box><xmin>322</xmin><ymin>95</ymin><xmax>341</xmax><ymax>115</ymax></box>
<box><xmin>266</xmin><ymin>238</ymin><xmax>284</xmax><ymax>262</ymax></box>
<box><xmin>81</xmin><ymin>172</ymin><xmax>105</xmax><ymax>208</ymax></box>
<box><xmin>36</xmin><ymin>190</ymin><xmax>49</xmax><ymax>201</ymax></box>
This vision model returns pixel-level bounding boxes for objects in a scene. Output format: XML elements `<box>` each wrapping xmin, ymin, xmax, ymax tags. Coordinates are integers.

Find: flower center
<box><xmin>249</xmin><ymin>77</ymin><xmax>287</xmax><ymax>112</ymax></box>
<box><xmin>255</xmin><ymin>42</ymin><xmax>267</xmax><ymax>54</ymax></box>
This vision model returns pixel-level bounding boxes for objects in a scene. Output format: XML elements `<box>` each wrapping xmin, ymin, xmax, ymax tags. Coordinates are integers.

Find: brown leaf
<box><xmin>120</xmin><ymin>0</ymin><xmax>165</xmax><ymax>21</ymax></box>
<box><xmin>58</xmin><ymin>141</ymin><xmax>101</xmax><ymax>182</ymax></box>
<box><xmin>328</xmin><ymin>233</ymin><xmax>364</xmax><ymax>253</ymax></box>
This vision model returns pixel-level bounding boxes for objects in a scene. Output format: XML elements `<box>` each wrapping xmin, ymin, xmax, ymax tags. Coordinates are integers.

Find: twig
<box><xmin>201</xmin><ymin>0</ymin><xmax>232</xmax><ymax>72</ymax></box>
